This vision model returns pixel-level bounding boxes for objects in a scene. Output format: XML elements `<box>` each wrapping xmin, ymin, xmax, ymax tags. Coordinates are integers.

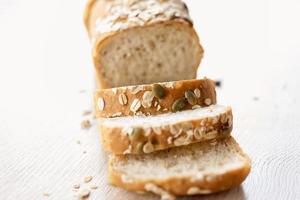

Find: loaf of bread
<box><xmin>108</xmin><ymin>136</ymin><xmax>251</xmax><ymax>199</ymax></box>
<box><xmin>99</xmin><ymin>105</ymin><xmax>233</xmax><ymax>155</ymax></box>
<box><xmin>84</xmin><ymin>0</ymin><xmax>204</xmax><ymax>88</ymax></box>
<box><xmin>94</xmin><ymin>79</ymin><xmax>216</xmax><ymax>118</ymax></box>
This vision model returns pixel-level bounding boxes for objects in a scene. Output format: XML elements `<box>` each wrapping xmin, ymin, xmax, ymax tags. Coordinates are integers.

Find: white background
<box><xmin>0</xmin><ymin>0</ymin><xmax>300</xmax><ymax>199</ymax></box>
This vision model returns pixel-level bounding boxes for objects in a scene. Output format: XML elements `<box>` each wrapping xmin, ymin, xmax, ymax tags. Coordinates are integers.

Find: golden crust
<box><xmin>108</xmin><ymin>137</ymin><xmax>251</xmax><ymax>197</ymax></box>
<box><xmin>94</xmin><ymin>79</ymin><xmax>216</xmax><ymax>118</ymax></box>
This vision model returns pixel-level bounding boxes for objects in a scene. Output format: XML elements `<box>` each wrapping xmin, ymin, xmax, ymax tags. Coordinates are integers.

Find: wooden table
<box><xmin>1</xmin><ymin>0</ymin><xmax>299</xmax><ymax>199</ymax></box>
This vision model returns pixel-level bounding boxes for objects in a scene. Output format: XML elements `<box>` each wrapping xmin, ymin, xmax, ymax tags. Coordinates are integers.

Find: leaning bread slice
<box><xmin>109</xmin><ymin>136</ymin><xmax>251</xmax><ymax>199</ymax></box>
<box><xmin>84</xmin><ymin>0</ymin><xmax>203</xmax><ymax>88</ymax></box>
<box><xmin>99</xmin><ymin>105</ymin><xmax>232</xmax><ymax>155</ymax></box>
<box><xmin>94</xmin><ymin>79</ymin><xmax>216</xmax><ymax>118</ymax></box>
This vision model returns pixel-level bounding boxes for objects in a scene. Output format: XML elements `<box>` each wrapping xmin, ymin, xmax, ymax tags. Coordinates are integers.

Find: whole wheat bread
<box><xmin>109</xmin><ymin>136</ymin><xmax>251</xmax><ymax>199</ymax></box>
<box><xmin>99</xmin><ymin>105</ymin><xmax>233</xmax><ymax>154</ymax></box>
<box><xmin>84</xmin><ymin>0</ymin><xmax>204</xmax><ymax>88</ymax></box>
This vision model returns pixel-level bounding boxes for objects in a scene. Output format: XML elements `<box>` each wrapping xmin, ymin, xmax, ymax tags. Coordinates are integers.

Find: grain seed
<box><xmin>152</xmin><ymin>84</ymin><xmax>166</xmax><ymax>99</ymax></box>
<box><xmin>136</xmin><ymin>142</ymin><xmax>144</xmax><ymax>154</ymax></box>
<box><xmin>194</xmin><ymin>88</ymin><xmax>201</xmax><ymax>98</ymax></box>
<box><xmin>118</xmin><ymin>93</ymin><xmax>128</xmax><ymax>105</ymax></box>
<box><xmin>204</xmin><ymin>98</ymin><xmax>212</xmax><ymax>106</ymax></box>
<box><xmin>192</xmin><ymin>105</ymin><xmax>201</xmax><ymax>110</ymax></box>
<box><xmin>43</xmin><ymin>192</ymin><xmax>50</xmax><ymax>197</ymax></box>
<box><xmin>142</xmin><ymin>91</ymin><xmax>154</xmax><ymax>108</ymax></box>
<box><xmin>130</xmin><ymin>99</ymin><xmax>141</xmax><ymax>113</ymax></box>
<box><xmin>130</xmin><ymin>85</ymin><xmax>144</xmax><ymax>94</ymax></box>
<box><xmin>172</xmin><ymin>97</ymin><xmax>187</xmax><ymax>112</ymax></box>
<box><xmin>78</xmin><ymin>188</ymin><xmax>90</xmax><ymax>198</ymax></box>
<box><xmin>143</xmin><ymin>142</ymin><xmax>154</xmax><ymax>153</ymax></box>
<box><xmin>73</xmin><ymin>184</ymin><xmax>80</xmax><ymax>189</ymax></box>
<box><xmin>84</xmin><ymin>176</ymin><xmax>93</xmax><ymax>183</ymax></box>
<box><xmin>89</xmin><ymin>184</ymin><xmax>98</xmax><ymax>190</ymax></box>
<box><xmin>97</xmin><ymin>97</ymin><xmax>105</xmax><ymax>110</ymax></box>
<box><xmin>81</xmin><ymin>120</ymin><xmax>91</xmax><ymax>130</ymax></box>
<box><xmin>185</xmin><ymin>90</ymin><xmax>197</xmax><ymax>105</ymax></box>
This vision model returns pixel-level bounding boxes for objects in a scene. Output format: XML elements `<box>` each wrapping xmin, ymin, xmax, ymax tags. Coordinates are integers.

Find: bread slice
<box><xmin>94</xmin><ymin>79</ymin><xmax>216</xmax><ymax>118</ymax></box>
<box><xmin>99</xmin><ymin>105</ymin><xmax>232</xmax><ymax>155</ymax></box>
<box><xmin>84</xmin><ymin>0</ymin><xmax>203</xmax><ymax>88</ymax></box>
<box><xmin>108</xmin><ymin>136</ymin><xmax>251</xmax><ymax>199</ymax></box>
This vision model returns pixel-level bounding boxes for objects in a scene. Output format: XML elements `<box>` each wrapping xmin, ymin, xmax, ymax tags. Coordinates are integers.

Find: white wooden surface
<box><xmin>1</xmin><ymin>0</ymin><xmax>300</xmax><ymax>199</ymax></box>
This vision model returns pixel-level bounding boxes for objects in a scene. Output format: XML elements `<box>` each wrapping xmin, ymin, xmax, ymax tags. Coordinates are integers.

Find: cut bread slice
<box><xmin>109</xmin><ymin>136</ymin><xmax>251</xmax><ymax>199</ymax></box>
<box><xmin>94</xmin><ymin>79</ymin><xmax>216</xmax><ymax>118</ymax></box>
<box><xmin>84</xmin><ymin>0</ymin><xmax>203</xmax><ymax>88</ymax></box>
<box><xmin>99</xmin><ymin>105</ymin><xmax>232</xmax><ymax>155</ymax></box>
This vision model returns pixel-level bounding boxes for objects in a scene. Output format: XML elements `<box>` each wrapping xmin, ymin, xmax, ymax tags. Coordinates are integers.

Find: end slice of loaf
<box><xmin>99</xmin><ymin>105</ymin><xmax>232</xmax><ymax>155</ymax></box>
<box><xmin>84</xmin><ymin>0</ymin><xmax>203</xmax><ymax>88</ymax></box>
<box><xmin>109</xmin><ymin>136</ymin><xmax>251</xmax><ymax>199</ymax></box>
<box><xmin>94</xmin><ymin>79</ymin><xmax>216</xmax><ymax>118</ymax></box>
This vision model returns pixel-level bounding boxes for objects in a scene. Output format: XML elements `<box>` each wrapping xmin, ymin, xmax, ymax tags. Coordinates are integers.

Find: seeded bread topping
<box><xmin>100</xmin><ymin>105</ymin><xmax>233</xmax><ymax>154</ymax></box>
<box><xmin>94</xmin><ymin>79</ymin><xmax>217</xmax><ymax>118</ymax></box>
<box><xmin>85</xmin><ymin>0</ymin><xmax>191</xmax><ymax>38</ymax></box>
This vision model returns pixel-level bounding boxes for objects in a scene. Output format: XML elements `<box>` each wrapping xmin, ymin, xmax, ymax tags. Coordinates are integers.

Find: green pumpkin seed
<box><xmin>152</xmin><ymin>84</ymin><xmax>166</xmax><ymax>99</ymax></box>
<box><xmin>136</xmin><ymin>142</ymin><xmax>144</xmax><ymax>154</ymax></box>
<box><xmin>184</xmin><ymin>90</ymin><xmax>197</xmax><ymax>105</ymax></box>
<box><xmin>172</xmin><ymin>97</ymin><xmax>188</xmax><ymax>111</ymax></box>
<box><xmin>129</xmin><ymin>128</ymin><xmax>144</xmax><ymax>142</ymax></box>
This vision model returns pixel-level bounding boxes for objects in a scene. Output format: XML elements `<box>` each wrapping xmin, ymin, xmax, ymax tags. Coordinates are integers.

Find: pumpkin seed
<box><xmin>143</xmin><ymin>142</ymin><xmax>154</xmax><ymax>153</ymax></box>
<box><xmin>129</xmin><ymin>128</ymin><xmax>144</xmax><ymax>142</ymax></box>
<box><xmin>152</xmin><ymin>84</ymin><xmax>166</xmax><ymax>99</ymax></box>
<box><xmin>184</xmin><ymin>90</ymin><xmax>197</xmax><ymax>105</ymax></box>
<box><xmin>172</xmin><ymin>97</ymin><xmax>187</xmax><ymax>111</ymax></box>
<box><xmin>136</xmin><ymin>142</ymin><xmax>144</xmax><ymax>154</ymax></box>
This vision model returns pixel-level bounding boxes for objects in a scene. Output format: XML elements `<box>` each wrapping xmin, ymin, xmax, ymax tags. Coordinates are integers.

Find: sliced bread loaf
<box><xmin>94</xmin><ymin>79</ymin><xmax>216</xmax><ymax>118</ymax></box>
<box><xmin>84</xmin><ymin>0</ymin><xmax>204</xmax><ymax>88</ymax></box>
<box><xmin>99</xmin><ymin>105</ymin><xmax>232</xmax><ymax>155</ymax></box>
<box><xmin>108</xmin><ymin>136</ymin><xmax>251</xmax><ymax>199</ymax></box>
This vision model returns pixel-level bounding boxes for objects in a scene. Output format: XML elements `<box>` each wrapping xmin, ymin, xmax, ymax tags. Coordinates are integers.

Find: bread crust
<box><xmin>108</xmin><ymin>137</ymin><xmax>251</xmax><ymax>197</ymax></box>
<box><xmin>99</xmin><ymin>105</ymin><xmax>232</xmax><ymax>155</ymax></box>
<box><xmin>84</xmin><ymin>0</ymin><xmax>204</xmax><ymax>88</ymax></box>
<box><xmin>94</xmin><ymin>79</ymin><xmax>216</xmax><ymax>118</ymax></box>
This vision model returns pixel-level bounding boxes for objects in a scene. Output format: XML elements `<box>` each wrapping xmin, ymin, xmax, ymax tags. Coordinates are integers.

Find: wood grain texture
<box><xmin>0</xmin><ymin>0</ymin><xmax>300</xmax><ymax>199</ymax></box>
